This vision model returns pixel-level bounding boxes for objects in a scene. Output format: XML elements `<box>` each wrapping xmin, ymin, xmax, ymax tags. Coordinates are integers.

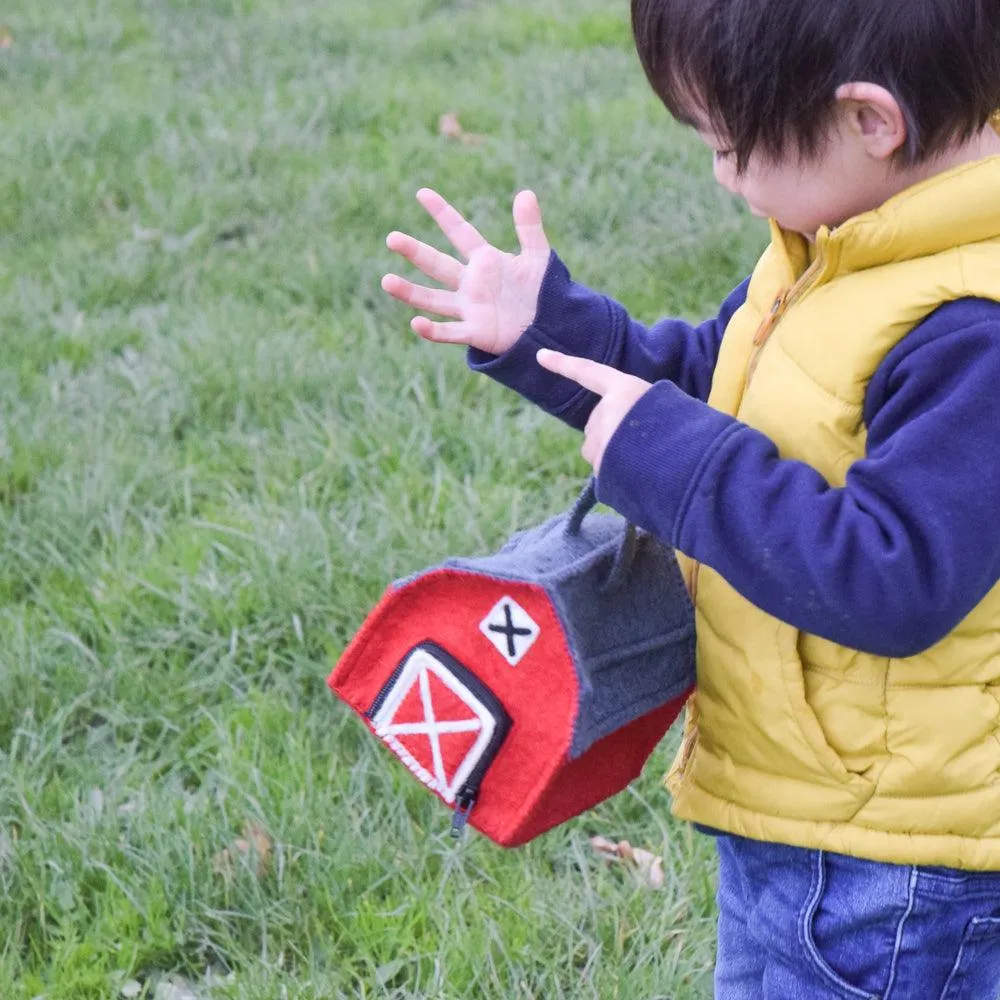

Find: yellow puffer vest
<box><xmin>667</xmin><ymin>155</ymin><xmax>1000</xmax><ymax>870</ymax></box>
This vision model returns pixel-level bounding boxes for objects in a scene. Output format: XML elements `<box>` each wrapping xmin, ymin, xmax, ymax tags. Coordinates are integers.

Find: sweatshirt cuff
<box><xmin>467</xmin><ymin>250</ymin><xmax>621</xmax><ymax>423</ymax></box>
<box><xmin>595</xmin><ymin>380</ymin><xmax>739</xmax><ymax>546</ymax></box>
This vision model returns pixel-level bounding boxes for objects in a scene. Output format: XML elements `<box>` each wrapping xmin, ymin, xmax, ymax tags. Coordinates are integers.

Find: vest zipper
<box><xmin>685</xmin><ymin>255</ymin><xmax>824</xmax><ymax>604</ymax></box>
<box><xmin>746</xmin><ymin>256</ymin><xmax>823</xmax><ymax>382</ymax></box>
<box><xmin>678</xmin><ymin>253</ymin><xmax>827</xmax><ymax>779</ymax></box>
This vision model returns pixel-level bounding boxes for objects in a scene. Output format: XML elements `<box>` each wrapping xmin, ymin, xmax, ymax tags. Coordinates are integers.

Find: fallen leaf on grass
<box><xmin>589</xmin><ymin>836</ymin><xmax>665</xmax><ymax>890</ymax></box>
<box><xmin>438</xmin><ymin>112</ymin><xmax>486</xmax><ymax>146</ymax></box>
<box><xmin>212</xmin><ymin>820</ymin><xmax>272</xmax><ymax>878</ymax></box>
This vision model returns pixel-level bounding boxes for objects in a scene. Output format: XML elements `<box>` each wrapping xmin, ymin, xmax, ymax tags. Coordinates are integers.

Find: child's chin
<box><xmin>771</xmin><ymin>211</ymin><xmax>815</xmax><ymax>235</ymax></box>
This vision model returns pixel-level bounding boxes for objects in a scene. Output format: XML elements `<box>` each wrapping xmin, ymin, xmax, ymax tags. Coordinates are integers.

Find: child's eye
<box><xmin>714</xmin><ymin>148</ymin><xmax>735</xmax><ymax>161</ymax></box>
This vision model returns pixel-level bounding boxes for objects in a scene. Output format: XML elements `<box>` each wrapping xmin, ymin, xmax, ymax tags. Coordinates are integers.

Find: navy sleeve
<box><xmin>596</xmin><ymin>298</ymin><xmax>1000</xmax><ymax>658</ymax></box>
<box><xmin>468</xmin><ymin>251</ymin><xmax>749</xmax><ymax>430</ymax></box>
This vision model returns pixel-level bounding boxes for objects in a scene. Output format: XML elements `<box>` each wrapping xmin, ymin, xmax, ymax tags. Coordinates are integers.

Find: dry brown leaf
<box><xmin>630</xmin><ymin>847</ymin><xmax>666</xmax><ymax>890</ymax></box>
<box><xmin>212</xmin><ymin>820</ymin><xmax>273</xmax><ymax>878</ymax></box>
<box><xmin>589</xmin><ymin>835</ymin><xmax>623</xmax><ymax>860</ymax></box>
<box><xmin>438</xmin><ymin>112</ymin><xmax>462</xmax><ymax>139</ymax></box>
<box><xmin>588</xmin><ymin>836</ymin><xmax>665</xmax><ymax>890</ymax></box>
<box><xmin>438</xmin><ymin>112</ymin><xmax>486</xmax><ymax>146</ymax></box>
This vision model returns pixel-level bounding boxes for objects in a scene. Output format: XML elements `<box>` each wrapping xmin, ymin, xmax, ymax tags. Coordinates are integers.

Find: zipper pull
<box><xmin>753</xmin><ymin>291</ymin><xmax>788</xmax><ymax>346</ymax></box>
<box><xmin>450</xmin><ymin>787</ymin><xmax>478</xmax><ymax>838</ymax></box>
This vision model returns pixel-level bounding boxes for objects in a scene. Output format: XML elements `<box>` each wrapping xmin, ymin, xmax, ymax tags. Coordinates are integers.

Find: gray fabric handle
<box><xmin>565</xmin><ymin>478</ymin><xmax>637</xmax><ymax>592</ymax></box>
<box><xmin>565</xmin><ymin>477</ymin><xmax>600</xmax><ymax>535</ymax></box>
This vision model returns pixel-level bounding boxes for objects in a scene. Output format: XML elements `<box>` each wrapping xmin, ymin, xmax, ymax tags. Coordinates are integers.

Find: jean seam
<box><xmin>799</xmin><ymin>850</ymin><xmax>878</xmax><ymax>999</ymax></box>
<box><xmin>883</xmin><ymin>867</ymin><xmax>918</xmax><ymax>999</ymax></box>
<box><xmin>939</xmin><ymin>928</ymin><xmax>972</xmax><ymax>999</ymax></box>
<box><xmin>938</xmin><ymin>916</ymin><xmax>1000</xmax><ymax>999</ymax></box>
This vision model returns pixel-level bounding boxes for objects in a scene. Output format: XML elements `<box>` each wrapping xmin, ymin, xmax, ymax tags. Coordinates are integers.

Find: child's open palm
<box><xmin>381</xmin><ymin>188</ymin><xmax>551</xmax><ymax>356</ymax></box>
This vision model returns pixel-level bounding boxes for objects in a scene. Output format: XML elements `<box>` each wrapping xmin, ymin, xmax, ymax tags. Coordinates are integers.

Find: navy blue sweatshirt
<box><xmin>469</xmin><ymin>253</ymin><xmax>1000</xmax><ymax>659</ymax></box>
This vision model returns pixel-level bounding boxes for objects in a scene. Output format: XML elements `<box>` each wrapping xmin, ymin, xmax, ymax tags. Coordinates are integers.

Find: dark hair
<box><xmin>631</xmin><ymin>0</ymin><xmax>1000</xmax><ymax>169</ymax></box>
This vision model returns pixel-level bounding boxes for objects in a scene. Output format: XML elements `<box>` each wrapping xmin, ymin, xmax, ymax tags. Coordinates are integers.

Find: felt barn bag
<box><xmin>328</xmin><ymin>481</ymin><xmax>696</xmax><ymax>847</ymax></box>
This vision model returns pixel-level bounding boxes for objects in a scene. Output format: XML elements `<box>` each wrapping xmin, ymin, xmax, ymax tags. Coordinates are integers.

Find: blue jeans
<box><xmin>714</xmin><ymin>833</ymin><xmax>1000</xmax><ymax>1000</ymax></box>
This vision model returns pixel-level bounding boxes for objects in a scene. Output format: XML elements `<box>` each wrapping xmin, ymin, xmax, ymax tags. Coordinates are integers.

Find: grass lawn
<box><xmin>0</xmin><ymin>0</ymin><xmax>764</xmax><ymax>996</ymax></box>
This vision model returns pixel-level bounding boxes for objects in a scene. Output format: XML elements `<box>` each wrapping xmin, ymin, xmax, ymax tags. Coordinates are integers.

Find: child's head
<box><xmin>631</xmin><ymin>0</ymin><xmax>1000</xmax><ymax>236</ymax></box>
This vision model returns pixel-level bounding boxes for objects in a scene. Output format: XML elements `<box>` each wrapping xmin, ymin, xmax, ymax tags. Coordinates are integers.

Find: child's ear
<box><xmin>835</xmin><ymin>82</ymin><xmax>908</xmax><ymax>160</ymax></box>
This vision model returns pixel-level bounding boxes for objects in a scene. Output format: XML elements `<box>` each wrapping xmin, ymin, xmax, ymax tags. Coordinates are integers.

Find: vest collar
<box><xmin>769</xmin><ymin>154</ymin><xmax>1000</xmax><ymax>280</ymax></box>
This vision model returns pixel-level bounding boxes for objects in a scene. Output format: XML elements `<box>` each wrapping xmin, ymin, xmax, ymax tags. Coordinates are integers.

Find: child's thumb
<box><xmin>513</xmin><ymin>190</ymin><xmax>550</xmax><ymax>254</ymax></box>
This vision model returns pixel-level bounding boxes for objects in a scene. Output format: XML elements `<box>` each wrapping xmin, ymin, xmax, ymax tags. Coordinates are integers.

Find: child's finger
<box><xmin>386</xmin><ymin>231</ymin><xmax>464</xmax><ymax>289</ymax></box>
<box><xmin>512</xmin><ymin>190</ymin><xmax>549</xmax><ymax>255</ymax></box>
<box><xmin>536</xmin><ymin>349</ymin><xmax>616</xmax><ymax>396</ymax></box>
<box><xmin>411</xmin><ymin>317</ymin><xmax>474</xmax><ymax>345</ymax></box>
<box><xmin>416</xmin><ymin>188</ymin><xmax>488</xmax><ymax>260</ymax></box>
<box><xmin>381</xmin><ymin>274</ymin><xmax>463</xmax><ymax>318</ymax></box>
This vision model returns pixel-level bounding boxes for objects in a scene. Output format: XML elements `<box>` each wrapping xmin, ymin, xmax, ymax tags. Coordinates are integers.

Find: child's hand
<box><xmin>382</xmin><ymin>188</ymin><xmax>551</xmax><ymax>355</ymax></box>
<box><xmin>536</xmin><ymin>349</ymin><xmax>653</xmax><ymax>474</ymax></box>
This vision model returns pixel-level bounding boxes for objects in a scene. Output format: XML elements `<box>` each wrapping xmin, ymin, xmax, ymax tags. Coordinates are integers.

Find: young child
<box><xmin>381</xmin><ymin>0</ymin><xmax>1000</xmax><ymax>996</ymax></box>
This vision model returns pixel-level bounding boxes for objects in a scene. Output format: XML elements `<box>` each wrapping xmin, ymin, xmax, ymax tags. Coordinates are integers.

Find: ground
<box><xmin>0</xmin><ymin>1</ymin><xmax>763</xmax><ymax>995</ymax></box>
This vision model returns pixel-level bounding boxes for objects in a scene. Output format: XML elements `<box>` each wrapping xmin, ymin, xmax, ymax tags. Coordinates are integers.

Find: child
<box><xmin>381</xmin><ymin>0</ymin><xmax>1000</xmax><ymax>996</ymax></box>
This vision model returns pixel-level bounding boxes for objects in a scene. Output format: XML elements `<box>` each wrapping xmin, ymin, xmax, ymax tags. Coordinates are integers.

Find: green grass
<box><xmin>0</xmin><ymin>0</ymin><xmax>764</xmax><ymax>995</ymax></box>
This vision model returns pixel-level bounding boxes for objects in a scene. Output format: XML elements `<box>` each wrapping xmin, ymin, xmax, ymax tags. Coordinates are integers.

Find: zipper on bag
<box><xmin>367</xmin><ymin>640</ymin><xmax>512</xmax><ymax>839</ymax></box>
<box><xmin>448</xmin><ymin>707</ymin><xmax>511</xmax><ymax>836</ymax></box>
